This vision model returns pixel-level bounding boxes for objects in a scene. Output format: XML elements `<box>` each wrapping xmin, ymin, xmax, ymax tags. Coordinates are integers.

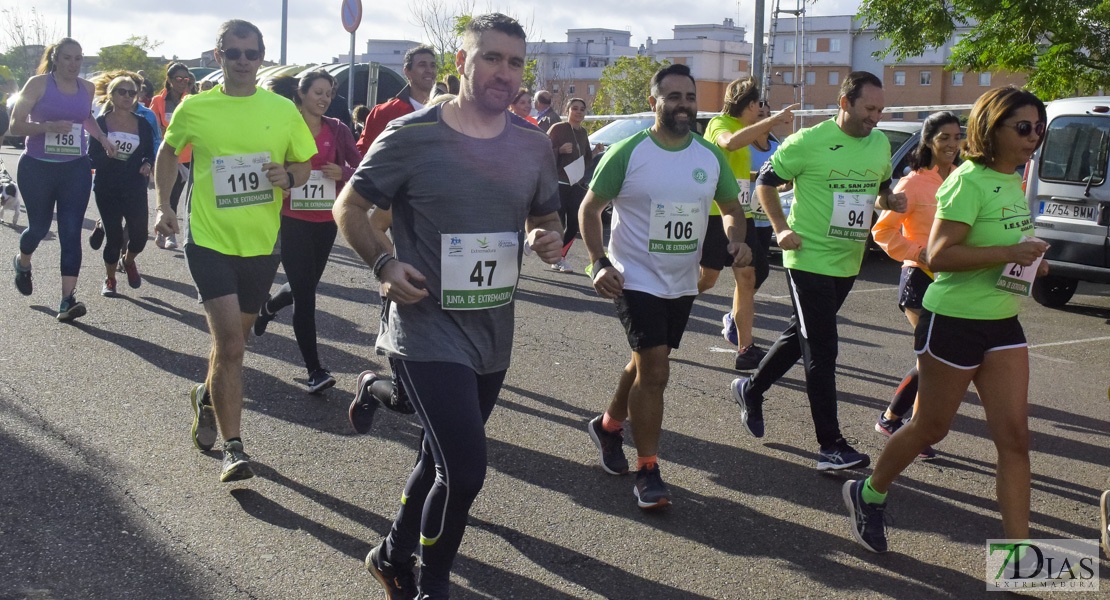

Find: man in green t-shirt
<box><xmin>730</xmin><ymin>71</ymin><xmax>907</xmax><ymax>471</ymax></box>
<box><xmin>153</xmin><ymin>19</ymin><xmax>316</xmax><ymax>483</ymax></box>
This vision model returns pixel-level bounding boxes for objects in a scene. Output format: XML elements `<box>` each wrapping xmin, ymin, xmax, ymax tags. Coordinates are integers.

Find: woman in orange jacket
<box><xmin>148</xmin><ymin>62</ymin><xmax>193</xmax><ymax>249</ymax></box>
<box><xmin>871</xmin><ymin>111</ymin><xmax>962</xmax><ymax>459</ymax></box>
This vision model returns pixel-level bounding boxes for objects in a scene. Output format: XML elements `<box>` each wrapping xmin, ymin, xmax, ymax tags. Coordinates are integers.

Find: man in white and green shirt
<box><xmin>730</xmin><ymin>71</ymin><xmax>907</xmax><ymax>471</ymax></box>
<box><xmin>581</xmin><ymin>63</ymin><xmax>751</xmax><ymax>510</ymax></box>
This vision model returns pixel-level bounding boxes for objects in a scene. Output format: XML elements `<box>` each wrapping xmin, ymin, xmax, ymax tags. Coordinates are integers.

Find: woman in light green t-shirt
<box><xmin>844</xmin><ymin>87</ymin><xmax>1049</xmax><ymax>555</ymax></box>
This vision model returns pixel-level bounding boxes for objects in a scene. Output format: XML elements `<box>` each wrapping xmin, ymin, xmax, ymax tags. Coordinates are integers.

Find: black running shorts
<box><xmin>614</xmin><ymin>289</ymin><xmax>696</xmax><ymax>351</ymax></box>
<box><xmin>914</xmin><ymin>310</ymin><xmax>1026</xmax><ymax>370</ymax></box>
<box><xmin>185</xmin><ymin>242</ymin><xmax>281</xmax><ymax>315</ymax></box>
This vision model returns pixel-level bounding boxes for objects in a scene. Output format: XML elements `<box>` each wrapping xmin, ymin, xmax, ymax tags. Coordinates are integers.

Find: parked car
<box><xmin>1024</xmin><ymin>96</ymin><xmax>1110</xmax><ymax>307</ymax></box>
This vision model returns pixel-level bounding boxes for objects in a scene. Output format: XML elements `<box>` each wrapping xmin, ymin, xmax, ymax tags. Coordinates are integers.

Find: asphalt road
<box><xmin>1</xmin><ymin>145</ymin><xmax>1108</xmax><ymax>600</ymax></box>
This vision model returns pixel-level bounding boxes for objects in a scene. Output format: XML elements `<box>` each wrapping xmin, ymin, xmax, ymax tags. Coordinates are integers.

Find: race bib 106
<box><xmin>649</xmin><ymin>201</ymin><xmax>704</xmax><ymax>254</ymax></box>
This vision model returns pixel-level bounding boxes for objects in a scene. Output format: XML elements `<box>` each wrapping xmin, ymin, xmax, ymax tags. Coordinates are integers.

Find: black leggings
<box><xmin>384</xmin><ymin>360</ymin><xmax>506</xmax><ymax>599</ymax></box>
<box><xmin>94</xmin><ymin>184</ymin><xmax>148</xmax><ymax>264</ymax></box>
<box><xmin>265</xmin><ymin>216</ymin><xmax>337</xmax><ymax>372</ymax></box>
<box><xmin>558</xmin><ymin>183</ymin><xmax>587</xmax><ymax>256</ymax></box>
<box><xmin>169</xmin><ymin>162</ymin><xmax>190</xmax><ymax>214</ymax></box>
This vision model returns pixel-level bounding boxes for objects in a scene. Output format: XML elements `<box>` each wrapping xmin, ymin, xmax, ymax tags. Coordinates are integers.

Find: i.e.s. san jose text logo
<box><xmin>986</xmin><ymin>539</ymin><xmax>1098</xmax><ymax>592</ymax></box>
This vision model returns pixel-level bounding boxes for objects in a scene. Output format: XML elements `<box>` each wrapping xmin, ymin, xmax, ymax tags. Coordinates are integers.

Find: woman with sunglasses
<box><xmin>509</xmin><ymin>88</ymin><xmax>537</xmax><ymax>125</ymax></box>
<box><xmin>9</xmin><ymin>37</ymin><xmax>113</xmax><ymax>321</ymax></box>
<box><xmin>253</xmin><ymin>71</ymin><xmax>360</xmax><ymax>393</ymax></box>
<box><xmin>844</xmin><ymin>87</ymin><xmax>1049</xmax><ymax>554</ymax></box>
<box><xmin>149</xmin><ymin>62</ymin><xmax>195</xmax><ymax>249</ymax></box>
<box><xmin>88</xmin><ymin>72</ymin><xmax>157</xmax><ymax>296</ymax></box>
<box><xmin>870</xmin><ymin>111</ymin><xmax>963</xmax><ymax>459</ymax></box>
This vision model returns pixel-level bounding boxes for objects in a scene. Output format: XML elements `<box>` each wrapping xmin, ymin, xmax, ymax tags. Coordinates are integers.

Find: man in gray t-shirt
<box><xmin>333</xmin><ymin>13</ymin><xmax>562</xmax><ymax>600</ymax></box>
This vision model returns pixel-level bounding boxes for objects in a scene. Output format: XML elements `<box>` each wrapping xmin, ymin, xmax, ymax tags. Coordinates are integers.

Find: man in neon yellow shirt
<box><xmin>154</xmin><ymin>19</ymin><xmax>316</xmax><ymax>483</ymax></box>
<box><xmin>730</xmin><ymin>71</ymin><xmax>907</xmax><ymax>470</ymax></box>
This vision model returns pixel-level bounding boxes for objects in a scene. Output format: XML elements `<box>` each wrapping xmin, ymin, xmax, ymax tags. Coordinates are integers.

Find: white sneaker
<box><xmin>155</xmin><ymin>232</ymin><xmax>166</xmax><ymax>248</ymax></box>
<box><xmin>164</xmin><ymin>234</ymin><xmax>178</xmax><ymax>249</ymax></box>
<box><xmin>550</xmin><ymin>259</ymin><xmax>573</xmax><ymax>273</ymax></box>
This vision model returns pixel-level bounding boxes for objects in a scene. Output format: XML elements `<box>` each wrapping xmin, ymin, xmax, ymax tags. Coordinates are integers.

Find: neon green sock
<box><xmin>861</xmin><ymin>477</ymin><xmax>888</xmax><ymax>505</ymax></box>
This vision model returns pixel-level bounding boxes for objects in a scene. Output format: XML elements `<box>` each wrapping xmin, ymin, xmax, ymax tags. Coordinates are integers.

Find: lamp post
<box><xmin>67</xmin><ymin>0</ymin><xmax>72</xmax><ymax>36</ymax></box>
<box><xmin>280</xmin><ymin>0</ymin><xmax>288</xmax><ymax>65</ymax></box>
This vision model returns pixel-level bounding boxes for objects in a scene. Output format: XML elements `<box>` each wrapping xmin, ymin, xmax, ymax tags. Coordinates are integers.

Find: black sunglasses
<box><xmin>758</xmin><ymin>100</ymin><xmax>768</xmax><ymax>108</ymax></box>
<box><xmin>221</xmin><ymin>47</ymin><xmax>261</xmax><ymax>61</ymax></box>
<box><xmin>1003</xmin><ymin>120</ymin><xmax>1045</xmax><ymax>138</ymax></box>
<box><xmin>113</xmin><ymin>88</ymin><xmax>138</xmax><ymax>98</ymax></box>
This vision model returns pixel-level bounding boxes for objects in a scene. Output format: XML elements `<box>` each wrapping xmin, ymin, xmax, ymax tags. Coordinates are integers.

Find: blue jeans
<box><xmin>18</xmin><ymin>154</ymin><xmax>92</xmax><ymax>277</ymax></box>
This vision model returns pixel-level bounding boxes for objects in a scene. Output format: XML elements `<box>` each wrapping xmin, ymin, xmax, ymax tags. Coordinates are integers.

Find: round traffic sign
<box><xmin>341</xmin><ymin>0</ymin><xmax>362</xmax><ymax>33</ymax></box>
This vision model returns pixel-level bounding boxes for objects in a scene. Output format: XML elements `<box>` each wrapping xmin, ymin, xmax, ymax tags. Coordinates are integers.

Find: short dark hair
<box><xmin>650</xmin><ymin>63</ymin><xmax>695</xmax><ymax>98</ymax></box>
<box><xmin>463</xmin><ymin>13</ymin><xmax>526</xmax><ymax>50</ymax></box>
<box><xmin>839</xmin><ymin>71</ymin><xmax>882</xmax><ymax>106</ymax></box>
<box><xmin>217</xmin><ymin>19</ymin><xmax>265</xmax><ymax>54</ymax></box>
<box><xmin>404</xmin><ymin>45</ymin><xmax>436</xmax><ymax>71</ymax></box>
<box><xmin>564</xmin><ymin>97</ymin><xmax>586</xmax><ymax>113</ymax></box>
<box><xmin>266</xmin><ymin>74</ymin><xmax>298</xmax><ymax>102</ymax></box>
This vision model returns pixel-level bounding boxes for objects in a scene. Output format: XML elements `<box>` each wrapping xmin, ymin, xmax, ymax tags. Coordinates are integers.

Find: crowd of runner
<box><xmin>8</xmin><ymin>13</ymin><xmax>1105</xmax><ymax>600</ymax></box>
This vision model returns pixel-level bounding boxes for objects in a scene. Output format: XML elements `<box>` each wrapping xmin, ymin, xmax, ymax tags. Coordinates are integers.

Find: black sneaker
<box><xmin>385</xmin><ymin>357</ymin><xmax>415</xmax><ymax>414</ymax></box>
<box><xmin>818</xmin><ymin>439</ymin><xmax>871</xmax><ymax>471</ymax></box>
<box><xmin>253</xmin><ymin>303</ymin><xmax>276</xmax><ymax>336</ymax></box>
<box><xmin>842</xmin><ymin>480</ymin><xmax>888</xmax><ymax>553</ymax></box>
<box><xmin>730</xmin><ymin>377</ymin><xmax>764</xmax><ymax>438</ymax></box>
<box><xmin>874</xmin><ymin>411</ymin><xmax>903</xmax><ymax>437</ymax></box>
<box><xmin>306</xmin><ymin>369</ymin><xmax>336</xmax><ymax>394</ymax></box>
<box><xmin>13</xmin><ymin>255</ymin><xmax>31</xmax><ymax>296</ymax></box>
<box><xmin>633</xmin><ymin>463</ymin><xmax>671</xmax><ymax>510</ymax></box>
<box><xmin>734</xmin><ymin>345</ymin><xmax>766</xmax><ymax>371</ymax></box>
<box><xmin>365</xmin><ymin>542</ymin><xmax>417</xmax><ymax>600</ymax></box>
<box><xmin>220</xmin><ymin>440</ymin><xmax>254</xmax><ymax>482</ymax></box>
<box><xmin>89</xmin><ymin>219</ymin><xmax>104</xmax><ymax>250</ymax></box>
<box><xmin>56</xmin><ymin>294</ymin><xmax>86</xmax><ymax>322</ymax></box>
<box><xmin>190</xmin><ymin>383</ymin><xmax>217</xmax><ymax>451</ymax></box>
<box><xmin>349</xmin><ymin>371</ymin><xmax>382</xmax><ymax>434</ymax></box>
<box><xmin>917</xmin><ymin>444</ymin><xmax>937</xmax><ymax>460</ymax></box>
<box><xmin>587</xmin><ymin>415</ymin><xmax>629</xmax><ymax>475</ymax></box>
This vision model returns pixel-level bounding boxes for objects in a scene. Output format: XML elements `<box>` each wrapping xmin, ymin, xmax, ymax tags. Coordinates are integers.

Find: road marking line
<box><xmin>1029</xmin><ymin>352</ymin><xmax>1073</xmax><ymax>364</ymax></box>
<box><xmin>709</xmin><ymin>346</ymin><xmax>734</xmax><ymax>353</ymax></box>
<box><xmin>1029</xmin><ymin>335</ymin><xmax>1110</xmax><ymax>349</ymax></box>
<box><xmin>758</xmin><ymin>286</ymin><xmax>897</xmax><ymax>300</ymax></box>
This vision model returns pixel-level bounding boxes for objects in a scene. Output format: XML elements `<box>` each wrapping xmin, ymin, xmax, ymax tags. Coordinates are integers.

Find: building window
<box><xmin>805</xmin><ymin>71</ymin><xmax>816</xmax><ymax>85</ymax></box>
<box><xmin>670</xmin><ymin>57</ymin><xmax>687</xmax><ymax>65</ymax></box>
<box><xmin>828</xmin><ymin>71</ymin><xmax>839</xmax><ymax>85</ymax></box>
<box><xmin>784</xmin><ymin>39</ymin><xmax>795</xmax><ymax>53</ymax></box>
<box><xmin>891</xmin><ymin>112</ymin><xmax>904</xmax><ymax>121</ymax></box>
<box><xmin>804</xmin><ymin>104</ymin><xmax>814</xmax><ymax>110</ymax></box>
<box><xmin>553</xmin><ymin>84</ymin><xmax>560</xmax><ymax>92</ymax></box>
<box><xmin>979</xmin><ymin>72</ymin><xmax>991</xmax><ymax>86</ymax></box>
<box><xmin>806</xmin><ymin>38</ymin><xmax>817</xmax><ymax>53</ymax></box>
<box><xmin>952</xmin><ymin>72</ymin><xmax>963</xmax><ymax>86</ymax></box>
<box><xmin>569</xmin><ymin>85</ymin><xmax>575</xmax><ymax>94</ymax></box>
<box><xmin>830</xmin><ymin>39</ymin><xmax>840</xmax><ymax>52</ymax></box>
<box><xmin>920</xmin><ymin>71</ymin><xmax>932</xmax><ymax>86</ymax></box>
<box><xmin>826</xmin><ymin>104</ymin><xmax>837</xmax><ymax>110</ymax></box>
<box><xmin>578</xmin><ymin>58</ymin><xmax>586</xmax><ymax>67</ymax></box>
<box><xmin>894</xmin><ymin>71</ymin><xmax>906</xmax><ymax>86</ymax></box>
<box><xmin>816</xmin><ymin>38</ymin><xmax>830</xmax><ymax>53</ymax></box>
<box><xmin>588</xmin><ymin>84</ymin><xmax>595</xmax><ymax>95</ymax></box>
<box><xmin>917</xmin><ymin>111</ymin><xmax>930</xmax><ymax>120</ymax></box>
<box><xmin>782</xmin><ymin>72</ymin><xmax>794</xmax><ymax>84</ymax></box>
<box><xmin>737</xmin><ymin>59</ymin><xmax>748</xmax><ymax>72</ymax></box>
<box><xmin>553</xmin><ymin>60</ymin><xmax>560</xmax><ymax>68</ymax></box>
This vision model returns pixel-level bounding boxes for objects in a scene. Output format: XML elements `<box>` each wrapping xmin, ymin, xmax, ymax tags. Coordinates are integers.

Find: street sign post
<box><xmin>341</xmin><ymin>0</ymin><xmax>362</xmax><ymax>113</ymax></box>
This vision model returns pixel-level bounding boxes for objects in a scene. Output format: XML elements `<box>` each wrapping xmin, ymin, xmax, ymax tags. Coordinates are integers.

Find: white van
<box><xmin>1025</xmin><ymin>96</ymin><xmax>1110</xmax><ymax>307</ymax></box>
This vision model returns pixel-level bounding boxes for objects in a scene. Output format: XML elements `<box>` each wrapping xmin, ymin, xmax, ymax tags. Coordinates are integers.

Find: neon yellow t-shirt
<box><xmin>769</xmin><ymin>119</ymin><xmax>892</xmax><ymax>277</ymax></box>
<box><xmin>922</xmin><ymin>161</ymin><xmax>1034</xmax><ymax>320</ymax></box>
<box><xmin>704</xmin><ymin>114</ymin><xmax>753</xmax><ymax>218</ymax></box>
<box><xmin>164</xmin><ymin>86</ymin><xmax>317</xmax><ymax>257</ymax></box>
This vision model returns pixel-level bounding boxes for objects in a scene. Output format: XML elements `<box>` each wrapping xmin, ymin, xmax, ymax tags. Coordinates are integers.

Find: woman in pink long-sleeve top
<box><xmin>870</xmin><ymin>111</ymin><xmax>962</xmax><ymax>459</ymax></box>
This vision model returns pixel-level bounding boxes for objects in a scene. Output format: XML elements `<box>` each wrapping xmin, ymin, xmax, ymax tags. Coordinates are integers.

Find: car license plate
<box><xmin>1039</xmin><ymin>200</ymin><xmax>1097</xmax><ymax>221</ymax></box>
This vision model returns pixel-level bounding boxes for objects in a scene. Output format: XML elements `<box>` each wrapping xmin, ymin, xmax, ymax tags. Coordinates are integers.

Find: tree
<box><xmin>857</xmin><ymin>0</ymin><xmax>1110</xmax><ymax>99</ymax></box>
<box><xmin>96</xmin><ymin>36</ymin><xmax>166</xmax><ymax>89</ymax></box>
<box><xmin>592</xmin><ymin>56</ymin><xmax>669</xmax><ymax>117</ymax></box>
<box><xmin>0</xmin><ymin>6</ymin><xmax>59</xmax><ymax>87</ymax></box>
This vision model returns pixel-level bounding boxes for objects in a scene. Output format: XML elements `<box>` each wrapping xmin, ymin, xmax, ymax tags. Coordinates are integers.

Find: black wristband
<box><xmin>594</xmin><ymin>256</ymin><xmax>613</xmax><ymax>272</ymax></box>
<box><xmin>287</xmin><ymin>171</ymin><xmax>295</xmax><ymax>189</ymax></box>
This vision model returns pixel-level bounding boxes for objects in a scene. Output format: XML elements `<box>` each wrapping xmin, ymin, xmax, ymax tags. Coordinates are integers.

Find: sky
<box><xmin>0</xmin><ymin>0</ymin><xmax>861</xmax><ymax>65</ymax></box>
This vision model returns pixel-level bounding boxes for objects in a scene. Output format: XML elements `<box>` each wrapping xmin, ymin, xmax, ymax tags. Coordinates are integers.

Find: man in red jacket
<box><xmin>355</xmin><ymin>45</ymin><xmax>437</xmax><ymax>153</ymax></box>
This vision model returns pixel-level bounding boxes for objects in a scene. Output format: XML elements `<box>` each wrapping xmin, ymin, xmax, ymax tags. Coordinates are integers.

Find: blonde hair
<box><xmin>93</xmin><ymin>70</ymin><xmax>141</xmax><ymax>113</ymax></box>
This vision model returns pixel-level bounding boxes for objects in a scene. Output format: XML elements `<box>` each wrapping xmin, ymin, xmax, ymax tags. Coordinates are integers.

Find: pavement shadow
<box><xmin>229</xmin><ymin>486</ymin><xmax>369</xmax><ymax>561</ymax></box>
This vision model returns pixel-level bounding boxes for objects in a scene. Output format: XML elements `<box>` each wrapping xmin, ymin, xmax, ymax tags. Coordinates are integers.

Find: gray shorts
<box><xmin>184</xmin><ymin>242</ymin><xmax>280</xmax><ymax>315</ymax></box>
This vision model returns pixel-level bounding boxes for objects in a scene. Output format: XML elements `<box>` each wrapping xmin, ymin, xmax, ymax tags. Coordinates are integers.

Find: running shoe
<box><xmin>102</xmin><ymin>277</ymin><xmax>118</xmax><ymax>297</ymax></box>
<box><xmin>916</xmin><ymin>444</ymin><xmax>937</xmax><ymax>460</ymax></box>
<box><xmin>817</xmin><ymin>439</ymin><xmax>871</xmax><ymax>471</ymax></box>
<box><xmin>220</xmin><ymin>440</ymin><xmax>254</xmax><ymax>482</ymax></box>
<box><xmin>89</xmin><ymin>219</ymin><xmax>104</xmax><ymax>250</ymax></box>
<box><xmin>365</xmin><ymin>542</ymin><xmax>417</xmax><ymax>600</ymax></box>
<box><xmin>730</xmin><ymin>377</ymin><xmax>764</xmax><ymax>438</ymax></box>
<box><xmin>633</xmin><ymin>463</ymin><xmax>671</xmax><ymax>510</ymax></box>
<box><xmin>734</xmin><ymin>345</ymin><xmax>766</xmax><ymax>372</ymax></box>
<box><xmin>164</xmin><ymin>234</ymin><xmax>178</xmax><ymax>250</ymax></box>
<box><xmin>349</xmin><ymin>371</ymin><xmax>382</xmax><ymax>434</ymax></box>
<box><xmin>720</xmin><ymin>312</ymin><xmax>739</xmax><ymax>346</ymax></box>
<box><xmin>13</xmin><ymin>255</ymin><xmax>31</xmax><ymax>296</ymax></box>
<box><xmin>874</xmin><ymin>411</ymin><xmax>904</xmax><ymax>437</ymax></box>
<box><xmin>253</xmin><ymin>303</ymin><xmax>277</xmax><ymax>337</ymax></box>
<box><xmin>121</xmin><ymin>259</ymin><xmax>141</xmax><ymax>289</ymax></box>
<box><xmin>154</xmin><ymin>232</ymin><xmax>166</xmax><ymax>249</ymax></box>
<box><xmin>550</xmin><ymin>258</ymin><xmax>573</xmax><ymax>273</ymax></box>
<box><xmin>842</xmin><ymin>480</ymin><xmax>888</xmax><ymax>553</ymax></box>
<box><xmin>1100</xmin><ymin>490</ymin><xmax>1110</xmax><ymax>559</ymax></box>
<box><xmin>306</xmin><ymin>369</ymin><xmax>336</xmax><ymax>394</ymax></box>
<box><xmin>190</xmin><ymin>383</ymin><xmax>217</xmax><ymax>451</ymax></box>
<box><xmin>587</xmin><ymin>415</ymin><xmax>629</xmax><ymax>475</ymax></box>
<box><xmin>56</xmin><ymin>294</ymin><xmax>86</xmax><ymax>322</ymax></box>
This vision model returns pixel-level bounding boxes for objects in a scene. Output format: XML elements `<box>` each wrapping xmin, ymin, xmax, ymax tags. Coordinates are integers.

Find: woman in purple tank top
<box><xmin>8</xmin><ymin>38</ymin><xmax>112</xmax><ymax>321</ymax></box>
